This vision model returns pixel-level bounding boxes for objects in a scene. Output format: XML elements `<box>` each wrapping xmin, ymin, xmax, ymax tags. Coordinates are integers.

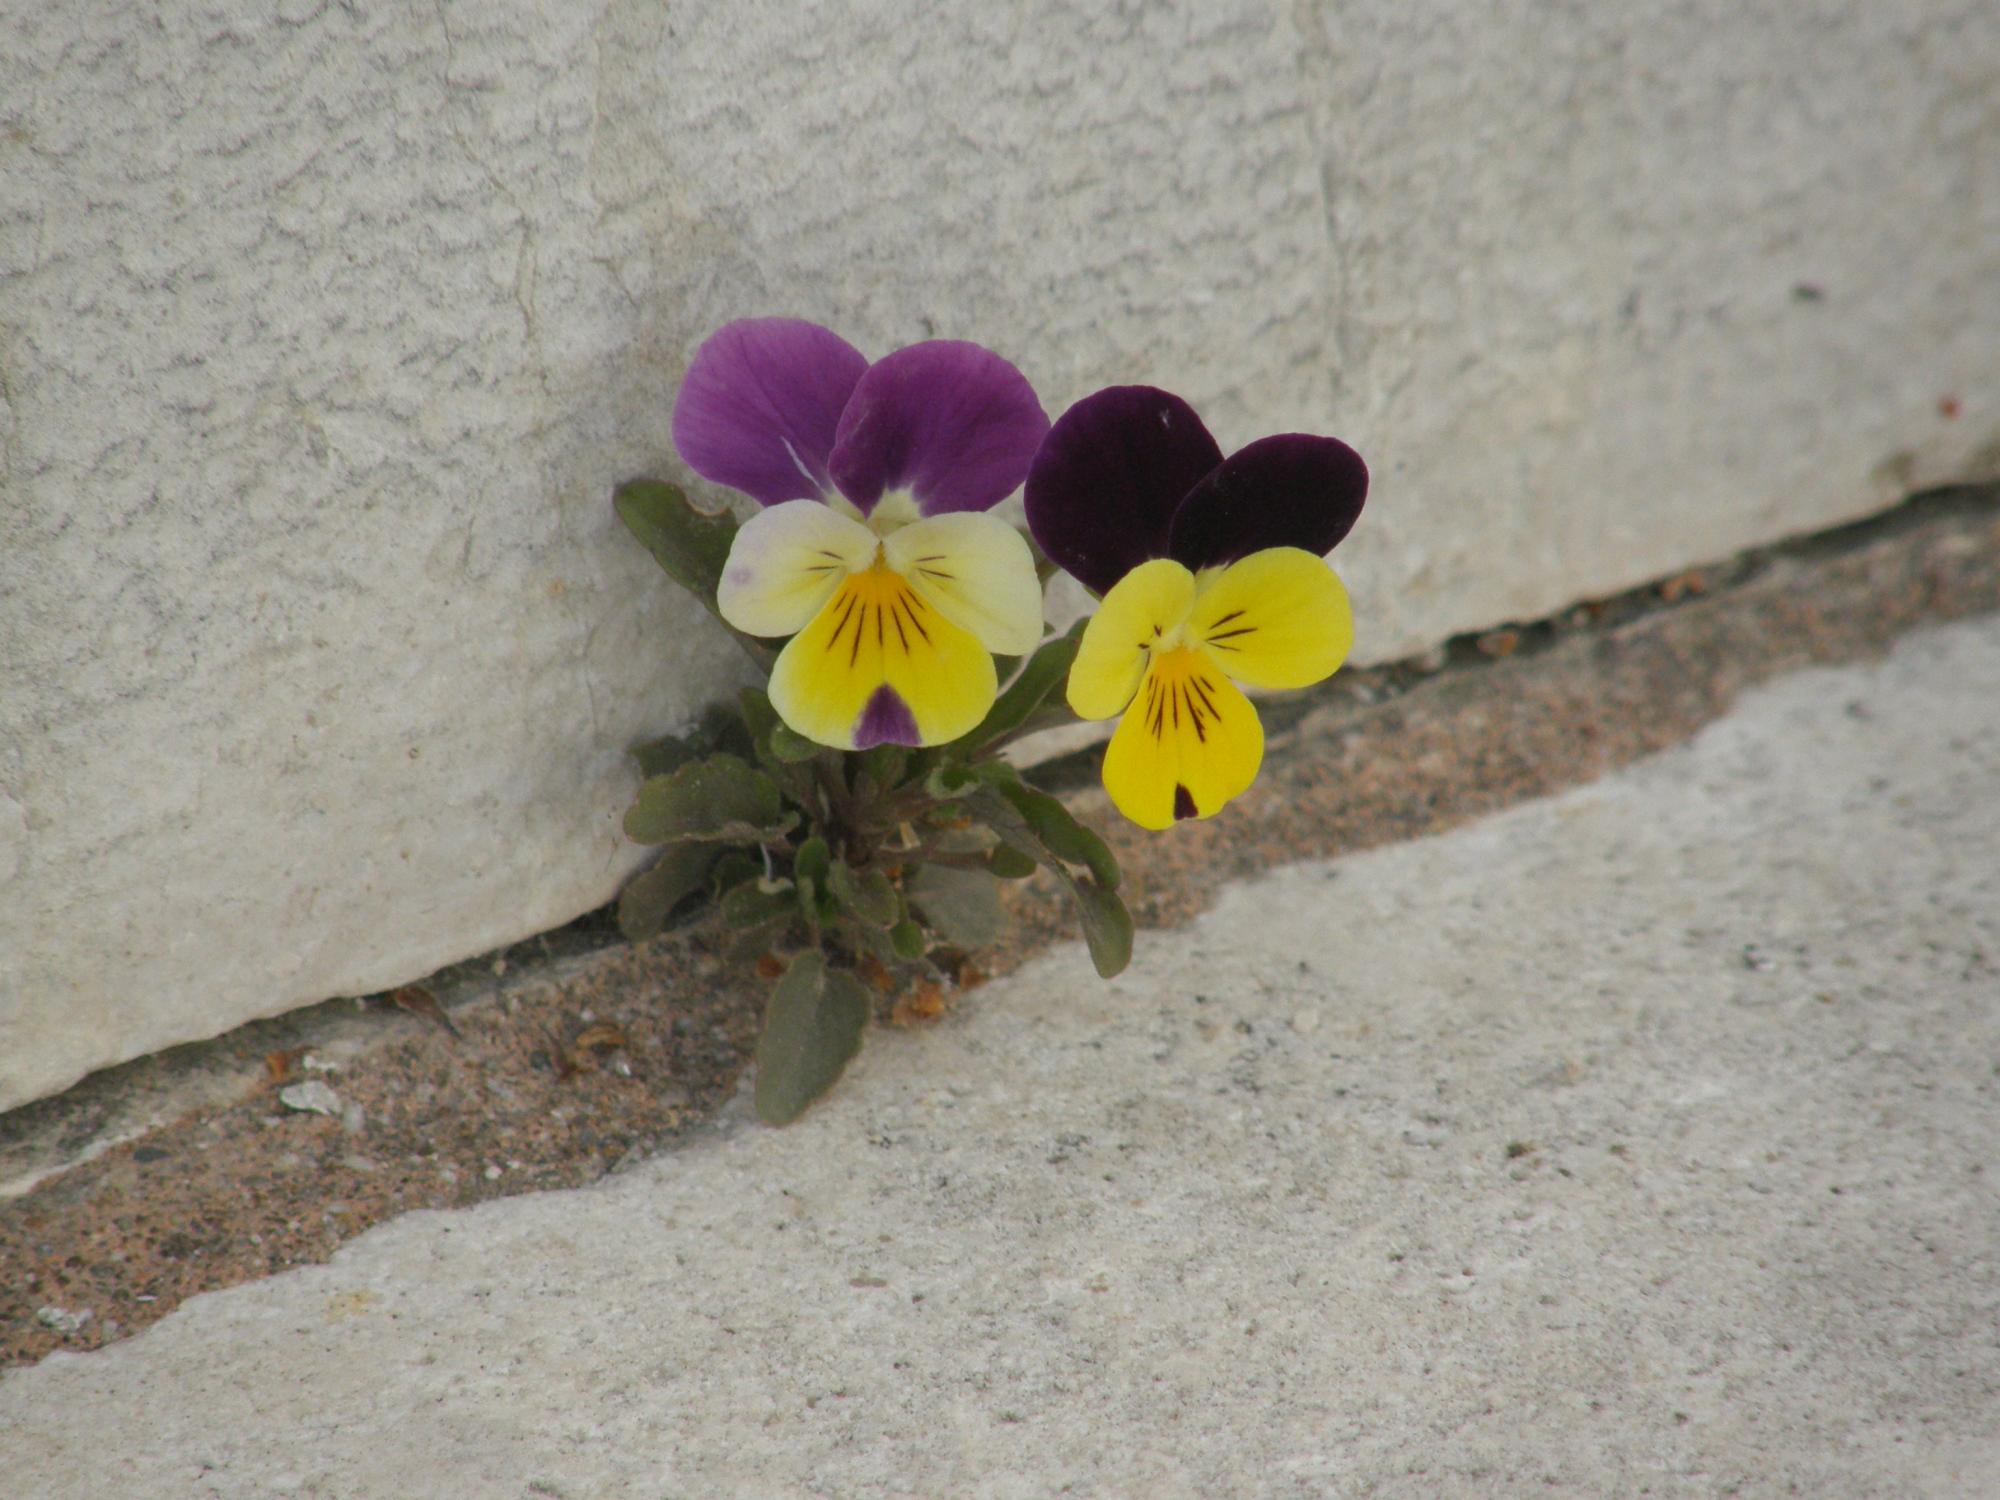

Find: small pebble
<box><xmin>36</xmin><ymin>1306</ymin><xmax>91</xmax><ymax>1335</ymax></box>
<box><xmin>278</xmin><ymin>1080</ymin><xmax>343</xmax><ymax>1117</ymax></box>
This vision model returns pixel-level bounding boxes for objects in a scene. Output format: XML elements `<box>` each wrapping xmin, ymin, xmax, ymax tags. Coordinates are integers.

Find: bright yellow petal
<box><xmin>1187</xmin><ymin>547</ymin><xmax>1354</xmax><ymax>690</ymax></box>
<box><xmin>1099</xmin><ymin>646</ymin><xmax>1264</xmax><ymax>831</ymax></box>
<box><xmin>768</xmin><ymin>562</ymin><xmax>998</xmax><ymax>749</ymax></box>
<box><xmin>883</xmin><ymin>511</ymin><xmax>1045</xmax><ymax>655</ymax></box>
<box><xmin>716</xmin><ymin>500</ymin><xmax>879</xmax><ymax>637</ymax></box>
<box><xmin>1066</xmin><ymin>558</ymin><xmax>1196</xmax><ymax>720</ymax></box>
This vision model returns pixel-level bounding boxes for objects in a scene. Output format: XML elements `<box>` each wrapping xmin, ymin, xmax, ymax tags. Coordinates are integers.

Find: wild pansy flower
<box><xmin>1024</xmin><ymin>386</ymin><xmax>1367</xmax><ymax>831</ymax></box>
<box><xmin>674</xmin><ymin>318</ymin><xmax>1050</xmax><ymax>749</ymax></box>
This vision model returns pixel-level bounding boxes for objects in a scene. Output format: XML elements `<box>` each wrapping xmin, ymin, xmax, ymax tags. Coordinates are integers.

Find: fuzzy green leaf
<box><xmin>792</xmin><ymin>837</ymin><xmax>835</xmax><ymax>925</ymax></box>
<box><xmin>769</xmin><ymin>722</ymin><xmax>823</xmax><ymax>763</ymax></box>
<box><xmin>827</xmin><ymin>861</ymin><xmax>900</xmax><ymax>927</ymax></box>
<box><xmin>793</xmin><ymin>836</ymin><xmax>831</xmax><ymax>890</ymax></box>
<box><xmin>993</xmin><ymin>780</ymin><xmax>1121</xmax><ymax>890</ymax></box>
<box><xmin>708</xmin><ymin>850</ymin><xmax>761</xmax><ymax>895</ymax></box>
<box><xmin>616</xmin><ymin>844</ymin><xmax>716</xmax><ymax>942</ymax></box>
<box><xmin>630</xmin><ymin>731</ymin><xmax>704</xmax><ymax>782</ymax></box>
<box><xmin>857</xmin><ymin>744</ymin><xmax>909</xmax><ymax>790</ymax></box>
<box><xmin>613</xmin><ymin>479</ymin><xmax>737</xmax><ymax>604</ymax></box>
<box><xmin>1069</xmin><ymin>878</ymin><xmax>1134</xmax><ymax>979</ymax></box>
<box><xmin>985</xmin><ymin>843</ymin><xmax>1039</xmax><ymax>881</ymax></box>
<box><xmin>724</xmin><ymin>914</ymin><xmax>792</xmax><ymax>966</ymax></box>
<box><xmin>908</xmin><ymin>863</ymin><xmax>1006</xmax><ymax>950</ymax></box>
<box><xmin>755</xmin><ymin>952</ymin><xmax>870</xmax><ymax>1125</ymax></box>
<box><xmin>722</xmin><ymin>878</ymin><xmax>796</xmax><ymax>929</ymax></box>
<box><xmin>961</xmin><ymin>620</ymin><xmax>1084</xmax><ymax>751</ymax></box>
<box><xmin>623</xmin><ymin>754</ymin><xmax>794</xmax><ymax>845</ymax></box>
<box><xmin>890</xmin><ymin>919</ymin><xmax>928</xmax><ymax>960</ymax></box>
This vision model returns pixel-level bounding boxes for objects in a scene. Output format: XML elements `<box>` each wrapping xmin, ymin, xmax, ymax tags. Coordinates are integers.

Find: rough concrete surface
<box><xmin>4</xmin><ymin>4</ymin><xmax>1997</xmax><ymax>1112</ymax></box>
<box><xmin>6</xmin><ymin>615</ymin><xmax>1997</xmax><ymax>1497</ymax></box>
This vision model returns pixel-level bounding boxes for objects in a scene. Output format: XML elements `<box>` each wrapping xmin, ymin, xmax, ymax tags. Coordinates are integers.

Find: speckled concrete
<box><xmin>5</xmin><ymin>613</ymin><xmax>1996</xmax><ymax>1497</ymax></box>
<box><xmin>5</xmin><ymin>1</ymin><xmax>1998</xmax><ymax>1111</ymax></box>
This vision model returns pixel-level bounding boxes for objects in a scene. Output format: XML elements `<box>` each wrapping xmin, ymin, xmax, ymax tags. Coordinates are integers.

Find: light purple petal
<box><xmin>1023</xmin><ymin>386</ymin><xmax>1224</xmax><ymax>597</ymax></box>
<box><xmin>1167</xmin><ymin>433</ymin><xmax>1368</xmax><ymax>573</ymax></box>
<box><xmin>854</xmin><ymin>685</ymin><xmax>921</xmax><ymax>748</ymax></box>
<box><xmin>671</xmin><ymin>318</ymin><xmax>869</xmax><ymax>506</ymax></box>
<box><xmin>827</xmin><ymin>341</ymin><xmax>1049</xmax><ymax>517</ymax></box>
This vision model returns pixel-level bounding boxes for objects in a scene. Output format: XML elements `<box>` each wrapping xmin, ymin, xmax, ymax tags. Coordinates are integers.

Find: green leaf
<box><xmin>708</xmin><ymin>849</ymin><xmax>761</xmax><ymax>895</ymax></box>
<box><xmin>985</xmin><ymin>843</ymin><xmax>1039</xmax><ymax>881</ymax></box>
<box><xmin>827</xmin><ymin>861</ymin><xmax>900</xmax><ymax>927</ymax></box>
<box><xmin>924</xmin><ymin>761</ymin><xmax>982</xmax><ymax>800</ymax></box>
<box><xmin>793</xmin><ymin>836</ymin><xmax>831</xmax><ymax>889</ymax></box>
<box><xmin>993</xmin><ymin>780</ymin><xmax>1121</xmax><ymax>890</ymax></box>
<box><xmin>722</xmin><ymin>878</ymin><xmax>796</xmax><ymax>929</ymax></box>
<box><xmin>755</xmin><ymin>952</ymin><xmax>870</xmax><ymax>1125</ymax></box>
<box><xmin>792</xmin><ymin>837</ymin><xmax>835</xmax><ymax>926</ymax></box>
<box><xmin>724</xmin><ymin>914</ymin><xmax>793</xmax><ymax>966</ymax></box>
<box><xmin>769</xmin><ymin>722</ymin><xmax>823</xmax><ymax>763</ymax></box>
<box><xmin>908</xmin><ymin>863</ymin><xmax>1006</xmax><ymax>950</ymax></box>
<box><xmin>959</xmin><ymin>620</ymin><xmax>1084</xmax><ymax>751</ymax></box>
<box><xmin>1069</xmin><ymin>879</ymin><xmax>1134</xmax><ymax>979</ymax></box>
<box><xmin>630</xmin><ymin>731</ymin><xmax>704</xmax><ymax>781</ymax></box>
<box><xmin>857</xmin><ymin>744</ymin><xmax>909</xmax><ymax>791</ymax></box>
<box><xmin>738</xmin><ymin>687</ymin><xmax>780</xmax><ymax>757</ymax></box>
<box><xmin>623</xmin><ymin>755</ymin><xmax>796</xmax><ymax>845</ymax></box>
<box><xmin>889</xmin><ymin>919</ymin><xmax>928</xmax><ymax>960</ymax></box>
<box><xmin>616</xmin><ymin>844</ymin><xmax>716</xmax><ymax>942</ymax></box>
<box><xmin>613</xmin><ymin>479</ymin><xmax>738</xmax><ymax>604</ymax></box>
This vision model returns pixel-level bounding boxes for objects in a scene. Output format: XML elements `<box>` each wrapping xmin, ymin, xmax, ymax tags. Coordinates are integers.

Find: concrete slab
<box><xmin>6</xmin><ymin>614</ymin><xmax>1997</xmax><ymax>1496</ymax></box>
<box><xmin>5</xmin><ymin>1</ymin><xmax>1998</xmax><ymax>1111</ymax></box>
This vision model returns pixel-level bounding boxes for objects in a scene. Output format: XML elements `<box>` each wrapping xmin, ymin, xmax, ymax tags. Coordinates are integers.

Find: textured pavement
<box><xmin>4</xmin><ymin>615</ymin><xmax>1998</xmax><ymax>1498</ymax></box>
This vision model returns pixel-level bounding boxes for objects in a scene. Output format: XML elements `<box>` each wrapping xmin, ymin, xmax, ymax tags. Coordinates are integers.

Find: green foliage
<box><xmin>623</xmin><ymin>754</ymin><xmax>797</xmax><ymax>846</ymax></box>
<box><xmin>907</xmin><ymin>863</ymin><xmax>1007</xmax><ymax>950</ymax></box>
<box><xmin>827</xmin><ymin>860</ymin><xmax>900</xmax><ymax>928</ymax></box>
<box><xmin>611</xmin><ymin>474</ymin><xmax>1147</xmax><ymax>1119</ymax></box>
<box><xmin>768</xmin><ymin>723</ymin><xmax>823</xmax><ymax>763</ymax></box>
<box><xmin>616</xmin><ymin>843</ymin><xmax>715</xmax><ymax>942</ymax></box>
<box><xmin>984</xmin><ymin>843</ymin><xmax>1039</xmax><ymax>881</ymax></box>
<box><xmin>722</xmin><ymin>877</ymin><xmax>795</xmax><ymax>929</ymax></box>
<box><xmin>1068</xmin><ymin>878</ymin><xmax>1135</xmax><ymax>980</ymax></box>
<box><xmin>613</xmin><ymin>480</ymin><xmax>738</xmax><ymax>610</ymax></box>
<box><xmin>889</xmin><ymin>919</ymin><xmax>928</xmax><ymax>960</ymax></box>
<box><xmin>961</xmin><ymin>621</ymin><xmax>1084</xmax><ymax>751</ymax></box>
<box><xmin>755</xmin><ymin>953</ymin><xmax>870</xmax><ymax>1125</ymax></box>
<box><xmin>791</xmin><ymin>836</ymin><xmax>837</xmax><ymax>925</ymax></box>
<box><xmin>987</xmin><ymin>776</ymin><xmax>1121</xmax><ymax>890</ymax></box>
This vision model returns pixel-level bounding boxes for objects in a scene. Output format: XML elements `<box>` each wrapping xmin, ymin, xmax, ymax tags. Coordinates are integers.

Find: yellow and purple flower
<box><xmin>1025</xmin><ymin>387</ymin><xmax>1367</xmax><ymax>830</ymax></box>
<box><xmin>674</xmin><ymin>319</ymin><xmax>1050</xmax><ymax>749</ymax></box>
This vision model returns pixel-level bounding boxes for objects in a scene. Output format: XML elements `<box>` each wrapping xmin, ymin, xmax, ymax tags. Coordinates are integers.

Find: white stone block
<box><xmin>2</xmin><ymin>0</ymin><xmax>1995</xmax><ymax>1109</ymax></box>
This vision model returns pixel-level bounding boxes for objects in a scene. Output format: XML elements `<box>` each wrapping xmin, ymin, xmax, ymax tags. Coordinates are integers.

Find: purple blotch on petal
<box><xmin>827</xmin><ymin>341</ymin><xmax>1049</xmax><ymax>517</ymax></box>
<box><xmin>1173</xmin><ymin>784</ymin><xmax>1198</xmax><ymax>821</ymax></box>
<box><xmin>854</xmin><ymin>685</ymin><xmax>922</xmax><ymax>749</ymax></box>
<box><xmin>1167</xmin><ymin>433</ymin><xmax>1368</xmax><ymax>574</ymax></box>
<box><xmin>1024</xmin><ymin>386</ymin><xmax>1225</xmax><ymax>597</ymax></box>
<box><xmin>671</xmin><ymin>318</ymin><xmax>869</xmax><ymax>506</ymax></box>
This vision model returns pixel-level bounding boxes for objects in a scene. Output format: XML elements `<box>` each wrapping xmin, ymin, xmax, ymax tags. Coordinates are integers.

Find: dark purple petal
<box><xmin>1023</xmin><ymin>386</ymin><xmax>1225</xmax><ymax>597</ymax></box>
<box><xmin>1167</xmin><ymin>434</ymin><xmax>1368</xmax><ymax>573</ymax></box>
<box><xmin>671</xmin><ymin>318</ymin><xmax>869</xmax><ymax>506</ymax></box>
<box><xmin>827</xmin><ymin>341</ymin><xmax>1049</xmax><ymax>517</ymax></box>
<box><xmin>854</xmin><ymin>685</ymin><xmax>921</xmax><ymax>748</ymax></box>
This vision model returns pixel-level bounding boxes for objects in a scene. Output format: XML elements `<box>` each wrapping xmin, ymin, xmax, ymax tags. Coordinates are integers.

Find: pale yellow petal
<box><xmin>1188</xmin><ymin>547</ymin><xmax>1354</xmax><ymax>690</ymax></box>
<box><xmin>1066</xmin><ymin>558</ymin><xmax>1196</xmax><ymax>721</ymax></box>
<box><xmin>768</xmin><ymin>563</ymin><xmax>998</xmax><ymax>750</ymax></box>
<box><xmin>1099</xmin><ymin>647</ymin><xmax>1264</xmax><ymax>831</ymax></box>
<box><xmin>883</xmin><ymin>511</ymin><xmax>1045</xmax><ymax>655</ymax></box>
<box><xmin>716</xmin><ymin>500</ymin><xmax>879</xmax><ymax>638</ymax></box>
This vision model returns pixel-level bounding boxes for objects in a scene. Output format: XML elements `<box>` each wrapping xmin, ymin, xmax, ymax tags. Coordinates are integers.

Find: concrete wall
<box><xmin>2</xmin><ymin>0</ymin><xmax>1995</xmax><ymax>1111</ymax></box>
